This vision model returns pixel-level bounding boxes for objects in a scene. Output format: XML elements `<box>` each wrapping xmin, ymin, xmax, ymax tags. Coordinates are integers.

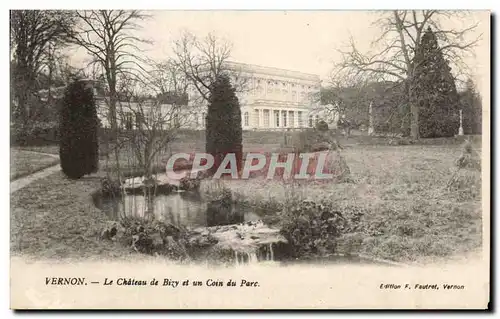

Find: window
<box><xmin>274</xmin><ymin>110</ymin><xmax>280</xmax><ymax>127</ymax></box>
<box><xmin>308</xmin><ymin>115</ymin><xmax>313</xmax><ymax>128</ymax></box>
<box><xmin>315</xmin><ymin>115</ymin><xmax>319</xmax><ymax>126</ymax></box>
<box><xmin>298</xmin><ymin>111</ymin><xmax>303</xmax><ymax>127</ymax></box>
<box><xmin>244</xmin><ymin>112</ymin><xmax>249</xmax><ymax>126</ymax></box>
<box><xmin>196</xmin><ymin>113</ymin><xmax>201</xmax><ymax>126</ymax></box>
<box><xmin>253</xmin><ymin>110</ymin><xmax>259</xmax><ymax>127</ymax></box>
<box><xmin>282</xmin><ymin>110</ymin><xmax>287</xmax><ymax>128</ymax></box>
<box><xmin>289</xmin><ymin>111</ymin><xmax>294</xmax><ymax>128</ymax></box>
<box><xmin>282</xmin><ymin>82</ymin><xmax>288</xmax><ymax>95</ymax></box>
<box><xmin>263</xmin><ymin>109</ymin><xmax>270</xmax><ymax>127</ymax></box>
<box><xmin>124</xmin><ymin>112</ymin><xmax>134</xmax><ymax>130</ymax></box>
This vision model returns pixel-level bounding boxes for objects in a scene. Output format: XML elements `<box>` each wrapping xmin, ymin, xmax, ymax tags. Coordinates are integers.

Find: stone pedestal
<box><xmin>458</xmin><ymin>109</ymin><xmax>464</xmax><ymax>136</ymax></box>
<box><xmin>368</xmin><ymin>102</ymin><xmax>374</xmax><ymax>136</ymax></box>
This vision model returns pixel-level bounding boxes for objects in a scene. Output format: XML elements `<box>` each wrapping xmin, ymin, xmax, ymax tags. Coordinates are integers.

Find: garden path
<box><xmin>10</xmin><ymin>151</ymin><xmax>60</xmax><ymax>194</ymax></box>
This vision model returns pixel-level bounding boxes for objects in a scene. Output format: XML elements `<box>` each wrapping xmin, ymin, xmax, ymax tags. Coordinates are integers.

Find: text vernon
<box><xmin>45</xmin><ymin>277</ymin><xmax>86</xmax><ymax>285</ymax></box>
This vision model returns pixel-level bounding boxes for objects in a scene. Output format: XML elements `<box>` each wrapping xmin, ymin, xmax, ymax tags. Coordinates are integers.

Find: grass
<box><xmin>10</xmin><ymin>149</ymin><xmax>60</xmax><ymax>181</ymax></box>
<box><xmin>10</xmin><ymin>132</ymin><xmax>483</xmax><ymax>263</ymax></box>
<box><xmin>205</xmin><ymin>144</ymin><xmax>482</xmax><ymax>263</ymax></box>
<box><xmin>10</xmin><ymin>170</ymin><xmax>135</xmax><ymax>260</ymax></box>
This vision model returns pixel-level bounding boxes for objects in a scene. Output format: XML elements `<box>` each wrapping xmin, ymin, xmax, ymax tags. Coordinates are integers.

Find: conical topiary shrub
<box><xmin>59</xmin><ymin>79</ymin><xmax>99</xmax><ymax>179</ymax></box>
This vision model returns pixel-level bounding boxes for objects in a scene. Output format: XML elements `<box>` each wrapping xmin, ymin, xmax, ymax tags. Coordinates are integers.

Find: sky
<box><xmin>67</xmin><ymin>10</ymin><xmax>489</xmax><ymax>89</ymax></box>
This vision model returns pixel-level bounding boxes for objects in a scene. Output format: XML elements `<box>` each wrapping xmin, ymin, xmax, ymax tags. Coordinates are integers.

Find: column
<box><xmin>254</xmin><ymin>108</ymin><xmax>260</xmax><ymax>129</ymax></box>
<box><xmin>368</xmin><ymin>101</ymin><xmax>374</xmax><ymax>136</ymax></box>
<box><xmin>270</xmin><ymin>108</ymin><xmax>275</xmax><ymax>129</ymax></box>
<box><xmin>458</xmin><ymin>109</ymin><xmax>464</xmax><ymax>136</ymax></box>
<box><xmin>259</xmin><ymin>109</ymin><xmax>263</xmax><ymax>130</ymax></box>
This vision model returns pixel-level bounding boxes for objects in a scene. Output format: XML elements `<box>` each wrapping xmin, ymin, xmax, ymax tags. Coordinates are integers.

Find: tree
<box><xmin>206</xmin><ymin>75</ymin><xmax>243</xmax><ymax>175</ymax></box>
<box><xmin>117</xmin><ymin>63</ymin><xmax>192</xmax><ymax>181</ymax></box>
<box><xmin>10</xmin><ymin>10</ymin><xmax>76</xmax><ymax>126</ymax></box>
<box><xmin>173</xmin><ymin>31</ymin><xmax>249</xmax><ymax>105</ymax></box>
<box><xmin>71</xmin><ymin>10</ymin><xmax>151</xmax><ymax>180</ymax></box>
<box><xmin>319</xmin><ymin>70</ymin><xmax>407</xmax><ymax>135</ymax></box>
<box><xmin>338</xmin><ymin>10</ymin><xmax>481</xmax><ymax>139</ymax></box>
<box><xmin>59</xmin><ymin>79</ymin><xmax>99</xmax><ymax>179</ymax></box>
<box><xmin>459</xmin><ymin>78</ymin><xmax>482</xmax><ymax>135</ymax></box>
<box><xmin>413</xmin><ymin>27</ymin><xmax>460</xmax><ymax>138</ymax></box>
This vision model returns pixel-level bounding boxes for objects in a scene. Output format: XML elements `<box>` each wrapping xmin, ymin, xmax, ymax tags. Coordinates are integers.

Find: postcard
<box><xmin>9</xmin><ymin>9</ymin><xmax>490</xmax><ymax>309</ymax></box>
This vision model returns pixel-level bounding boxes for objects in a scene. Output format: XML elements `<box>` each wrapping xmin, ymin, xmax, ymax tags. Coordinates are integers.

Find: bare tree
<box><xmin>115</xmin><ymin>63</ymin><xmax>193</xmax><ymax>182</ymax></box>
<box><xmin>338</xmin><ymin>10</ymin><xmax>481</xmax><ymax>139</ymax></box>
<box><xmin>172</xmin><ymin>31</ymin><xmax>249</xmax><ymax>105</ymax></box>
<box><xmin>10</xmin><ymin>10</ymin><xmax>76</xmax><ymax>127</ymax></box>
<box><xmin>71</xmin><ymin>10</ymin><xmax>151</xmax><ymax>179</ymax></box>
<box><xmin>318</xmin><ymin>68</ymin><xmax>371</xmax><ymax>123</ymax></box>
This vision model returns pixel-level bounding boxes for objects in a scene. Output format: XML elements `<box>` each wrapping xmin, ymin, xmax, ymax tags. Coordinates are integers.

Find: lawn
<box><xmin>10</xmin><ymin>132</ymin><xmax>483</xmax><ymax>263</ymax></box>
<box><xmin>204</xmin><ymin>144</ymin><xmax>483</xmax><ymax>263</ymax></box>
<box><xmin>10</xmin><ymin>149</ymin><xmax>60</xmax><ymax>181</ymax></box>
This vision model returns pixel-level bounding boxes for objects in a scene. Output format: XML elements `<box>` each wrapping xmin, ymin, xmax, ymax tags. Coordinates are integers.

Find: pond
<box><xmin>93</xmin><ymin>190</ymin><xmax>262</xmax><ymax>228</ymax></box>
<box><xmin>92</xmin><ymin>179</ymin><xmax>396</xmax><ymax>267</ymax></box>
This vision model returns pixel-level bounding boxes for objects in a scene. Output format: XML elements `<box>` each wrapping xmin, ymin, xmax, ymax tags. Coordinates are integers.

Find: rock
<box><xmin>122</xmin><ymin>170</ymin><xmax>207</xmax><ymax>192</ymax></box>
<box><xmin>188</xmin><ymin>220</ymin><xmax>287</xmax><ymax>254</ymax></box>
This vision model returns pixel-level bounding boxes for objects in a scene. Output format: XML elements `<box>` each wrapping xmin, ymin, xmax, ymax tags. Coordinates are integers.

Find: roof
<box><xmin>224</xmin><ymin>61</ymin><xmax>321</xmax><ymax>82</ymax></box>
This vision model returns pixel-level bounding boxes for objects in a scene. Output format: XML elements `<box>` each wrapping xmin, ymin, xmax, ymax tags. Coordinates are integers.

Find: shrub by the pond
<box><xmin>59</xmin><ymin>79</ymin><xmax>99</xmax><ymax>179</ymax></box>
<box><xmin>100</xmin><ymin>177</ymin><xmax>121</xmax><ymax>197</ymax></box>
<box><xmin>279</xmin><ymin>200</ymin><xmax>363</xmax><ymax>258</ymax></box>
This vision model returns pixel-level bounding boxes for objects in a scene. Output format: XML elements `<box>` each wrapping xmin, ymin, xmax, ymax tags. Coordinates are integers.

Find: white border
<box><xmin>2</xmin><ymin>1</ymin><xmax>497</xmax><ymax>317</ymax></box>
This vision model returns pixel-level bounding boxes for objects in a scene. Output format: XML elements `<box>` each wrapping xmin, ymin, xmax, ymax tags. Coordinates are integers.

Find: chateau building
<box><xmin>46</xmin><ymin>62</ymin><xmax>328</xmax><ymax>131</ymax></box>
<box><xmin>188</xmin><ymin>62</ymin><xmax>323</xmax><ymax>131</ymax></box>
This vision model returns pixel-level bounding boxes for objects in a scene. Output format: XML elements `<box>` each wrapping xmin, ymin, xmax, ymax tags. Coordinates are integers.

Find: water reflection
<box><xmin>96</xmin><ymin>192</ymin><xmax>261</xmax><ymax>228</ymax></box>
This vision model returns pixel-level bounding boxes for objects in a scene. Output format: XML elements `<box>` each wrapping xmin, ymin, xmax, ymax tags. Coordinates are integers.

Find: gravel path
<box><xmin>10</xmin><ymin>151</ymin><xmax>60</xmax><ymax>194</ymax></box>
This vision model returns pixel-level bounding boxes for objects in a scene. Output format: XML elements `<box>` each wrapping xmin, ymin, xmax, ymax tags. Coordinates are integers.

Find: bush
<box><xmin>206</xmin><ymin>75</ymin><xmax>243</xmax><ymax>175</ymax></box>
<box><xmin>279</xmin><ymin>200</ymin><xmax>363</xmax><ymax>258</ymax></box>
<box><xmin>315</xmin><ymin>120</ymin><xmax>329</xmax><ymax>132</ymax></box>
<box><xmin>59</xmin><ymin>80</ymin><xmax>99</xmax><ymax>179</ymax></box>
<box><xmin>289</xmin><ymin>129</ymin><xmax>341</xmax><ymax>152</ymax></box>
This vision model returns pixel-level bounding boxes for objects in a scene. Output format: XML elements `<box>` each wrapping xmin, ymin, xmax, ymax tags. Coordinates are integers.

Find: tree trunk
<box><xmin>410</xmin><ymin>103</ymin><xmax>419</xmax><ymax>140</ymax></box>
<box><xmin>108</xmin><ymin>89</ymin><xmax>122</xmax><ymax>182</ymax></box>
<box><xmin>408</xmin><ymin>81</ymin><xmax>419</xmax><ymax>140</ymax></box>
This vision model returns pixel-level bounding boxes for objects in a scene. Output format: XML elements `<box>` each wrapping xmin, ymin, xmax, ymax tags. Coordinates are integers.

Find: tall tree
<box><xmin>338</xmin><ymin>10</ymin><xmax>481</xmax><ymax>139</ymax></box>
<box><xmin>459</xmin><ymin>78</ymin><xmax>482</xmax><ymax>135</ymax></box>
<box><xmin>59</xmin><ymin>79</ymin><xmax>99</xmax><ymax>179</ymax></box>
<box><xmin>71</xmin><ymin>10</ymin><xmax>151</xmax><ymax>180</ymax></box>
<box><xmin>413</xmin><ymin>27</ymin><xmax>460</xmax><ymax>138</ymax></box>
<box><xmin>10</xmin><ymin>10</ymin><xmax>76</xmax><ymax>126</ymax></box>
<box><xmin>206</xmin><ymin>75</ymin><xmax>243</xmax><ymax>175</ymax></box>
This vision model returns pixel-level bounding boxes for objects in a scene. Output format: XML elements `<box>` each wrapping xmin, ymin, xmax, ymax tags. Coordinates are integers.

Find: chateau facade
<box><xmin>212</xmin><ymin>62</ymin><xmax>323</xmax><ymax>131</ymax></box>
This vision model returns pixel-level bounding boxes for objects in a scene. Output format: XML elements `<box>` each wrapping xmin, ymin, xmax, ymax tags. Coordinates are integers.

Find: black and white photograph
<box><xmin>8</xmin><ymin>8</ymin><xmax>490</xmax><ymax>309</ymax></box>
